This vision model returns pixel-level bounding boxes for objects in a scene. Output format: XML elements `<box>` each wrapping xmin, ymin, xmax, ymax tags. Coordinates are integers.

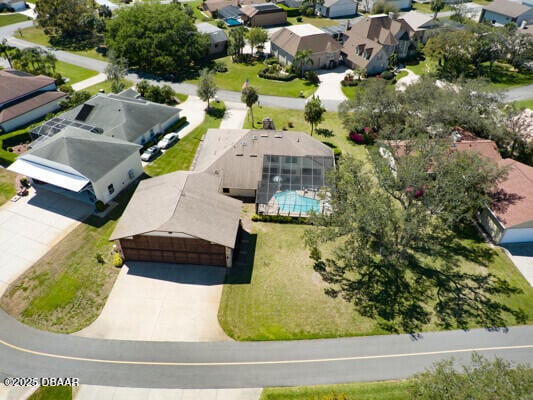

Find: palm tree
<box><xmin>0</xmin><ymin>39</ymin><xmax>12</xmax><ymax>68</ymax></box>
<box><xmin>293</xmin><ymin>50</ymin><xmax>313</xmax><ymax>78</ymax></box>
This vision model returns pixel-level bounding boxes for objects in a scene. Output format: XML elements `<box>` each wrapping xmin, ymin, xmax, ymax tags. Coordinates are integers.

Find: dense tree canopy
<box><xmin>106</xmin><ymin>2</ymin><xmax>209</xmax><ymax>75</ymax></box>
<box><xmin>306</xmin><ymin>143</ymin><xmax>525</xmax><ymax>332</ymax></box>
<box><xmin>35</xmin><ymin>0</ymin><xmax>104</xmax><ymax>42</ymax></box>
<box><xmin>411</xmin><ymin>353</ymin><xmax>533</xmax><ymax>400</ymax></box>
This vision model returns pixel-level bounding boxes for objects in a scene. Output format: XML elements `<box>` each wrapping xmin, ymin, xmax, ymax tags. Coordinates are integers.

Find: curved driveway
<box><xmin>1</xmin><ymin>309</ymin><xmax>532</xmax><ymax>388</ymax></box>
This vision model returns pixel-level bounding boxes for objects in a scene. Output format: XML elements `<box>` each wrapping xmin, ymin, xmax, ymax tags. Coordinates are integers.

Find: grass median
<box><xmin>0</xmin><ymin>13</ymin><xmax>29</xmax><ymax>27</ymax></box>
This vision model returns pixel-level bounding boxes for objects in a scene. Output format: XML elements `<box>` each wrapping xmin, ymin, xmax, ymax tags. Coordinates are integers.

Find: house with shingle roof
<box><xmin>316</xmin><ymin>0</ymin><xmax>358</xmax><ymax>18</ymax></box>
<box><xmin>0</xmin><ymin>69</ymin><xmax>66</xmax><ymax>133</ymax></box>
<box><xmin>110</xmin><ymin>171</ymin><xmax>243</xmax><ymax>267</ymax></box>
<box><xmin>196</xmin><ymin>22</ymin><xmax>228</xmax><ymax>55</ymax></box>
<box><xmin>270</xmin><ymin>24</ymin><xmax>343</xmax><ymax>70</ymax></box>
<box><xmin>341</xmin><ymin>14</ymin><xmax>413</xmax><ymax>74</ymax></box>
<box><xmin>398</xmin><ymin>10</ymin><xmax>440</xmax><ymax>43</ymax></box>
<box><xmin>8</xmin><ymin>127</ymin><xmax>143</xmax><ymax>204</ymax></box>
<box><xmin>480</xmin><ymin>0</ymin><xmax>533</xmax><ymax>26</ymax></box>
<box><xmin>240</xmin><ymin>3</ymin><xmax>287</xmax><ymax>26</ymax></box>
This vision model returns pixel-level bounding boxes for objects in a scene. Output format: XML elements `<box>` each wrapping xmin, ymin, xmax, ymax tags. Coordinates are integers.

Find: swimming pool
<box><xmin>273</xmin><ymin>191</ymin><xmax>320</xmax><ymax>214</ymax></box>
<box><xmin>225</xmin><ymin>18</ymin><xmax>242</xmax><ymax>26</ymax></box>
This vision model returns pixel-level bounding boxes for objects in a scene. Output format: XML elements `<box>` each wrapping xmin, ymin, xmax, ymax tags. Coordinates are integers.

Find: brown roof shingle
<box><xmin>0</xmin><ymin>69</ymin><xmax>57</xmax><ymax>105</ymax></box>
<box><xmin>0</xmin><ymin>91</ymin><xmax>66</xmax><ymax>123</ymax></box>
<box><xmin>270</xmin><ymin>24</ymin><xmax>342</xmax><ymax>56</ymax></box>
<box><xmin>484</xmin><ymin>0</ymin><xmax>531</xmax><ymax>19</ymax></box>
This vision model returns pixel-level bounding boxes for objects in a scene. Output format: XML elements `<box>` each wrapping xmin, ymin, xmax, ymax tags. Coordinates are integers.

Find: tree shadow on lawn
<box><xmin>224</xmin><ymin>227</ymin><xmax>257</xmax><ymax>285</ymax></box>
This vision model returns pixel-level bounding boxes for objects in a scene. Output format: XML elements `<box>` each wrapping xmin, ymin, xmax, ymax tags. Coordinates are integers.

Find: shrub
<box><xmin>288</xmin><ymin>121</ymin><xmax>294</xmax><ymax>128</ymax></box>
<box><xmin>296</xmin><ymin>16</ymin><xmax>303</xmax><ymax>22</ymax></box>
<box><xmin>95</xmin><ymin>200</ymin><xmax>106</xmax><ymax>212</ymax></box>
<box><xmin>304</xmin><ymin>70</ymin><xmax>319</xmax><ymax>84</ymax></box>
<box><xmin>113</xmin><ymin>252</ymin><xmax>124</xmax><ymax>268</ymax></box>
<box><xmin>216</xmin><ymin>20</ymin><xmax>225</xmax><ymax>29</ymax></box>
<box><xmin>316</xmin><ymin>128</ymin><xmax>333</xmax><ymax>137</ymax></box>
<box><xmin>381</xmin><ymin>70</ymin><xmax>394</xmax><ymax>80</ymax></box>
<box><xmin>6</xmin><ymin>147</ymin><xmax>13</xmax><ymax>152</ymax></box>
<box><xmin>341</xmin><ymin>80</ymin><xmax>358</xmax><ymax>87</ymax></box>
<box><xmin>95</xmin><ymin>253</ymin><xmax>105</xmax><ymax>264</ymax></box>
<box><xmin>251</xmin><ymin>214</ymin><xmax>309</xmax><ymax>224</ymax></box>
<box><xmin>277</xmin><ymin>3</ymin><xmax>300</xmax><ymax>17</ymax></box>
<box><xmin>264</xmin><ymin>58</ymin><xmax>279</xmax><ymax>66</ymax></box>
<box><xmin>20</xmin><ymin>176</ymin><xmax>29</xmax><ymax>187</ymax></box>
<box><xmin>213</xmin><ymin>61</ymin><xmax>228</xmax><ymax>72</ymax></box>
<box><xmin>258</xmin><ymin>67</ymin><xmax>297</xmax><ymax>81</ymax></box>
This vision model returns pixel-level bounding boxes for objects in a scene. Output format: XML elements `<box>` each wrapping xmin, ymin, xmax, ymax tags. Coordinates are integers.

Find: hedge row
<box><xmin>0</xmin><ymin>129</ymin><xmax>32</xmax><ymax>166</ymax></box>
<box><xmin>251</xmin><ymin>214</ymin><xmax>309</xmax><ymax>224</ymax></box>
<box><xmin>277</xmin><ymin>3</ymin><xmax>300</xmax><ymax>17</ymax></box>
<box><xmin>258</xmin><ymin>68</ymin><xmax>297</xmax><ymax>82</ymax></box>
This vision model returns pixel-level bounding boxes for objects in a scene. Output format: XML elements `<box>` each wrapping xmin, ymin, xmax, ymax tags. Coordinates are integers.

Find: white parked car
<box><xmin>157</xmin><ymin>132</ymin><xmax>179</xmax><ymax>149</ymax></box>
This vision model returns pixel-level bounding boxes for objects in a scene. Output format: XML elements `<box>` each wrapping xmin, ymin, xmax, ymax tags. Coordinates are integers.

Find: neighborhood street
<box><xmin>0</xmin><ymin>308</ymin><xmax>532</xmax><ymax>388</ymax></box>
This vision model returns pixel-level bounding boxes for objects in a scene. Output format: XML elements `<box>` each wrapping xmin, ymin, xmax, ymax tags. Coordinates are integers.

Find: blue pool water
<box><xmin>225</xmin><ymin>18</ymin><xmax>242</xmax><ymax>26</ymax></box>
<box><xmin>273</xmin><ymin>191</ymin><xmax>320</xmax><ymax>214</ymax></box>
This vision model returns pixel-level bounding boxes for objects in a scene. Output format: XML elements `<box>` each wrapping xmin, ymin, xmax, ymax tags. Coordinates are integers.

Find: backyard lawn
<box><xmin>0</xmin><ymin>13</ymin><xmax>29</xmax><ymax>27</ymax></box>
<box><xmin>144</xmin><ymin>101</ymin><xmax>225</xmax><ymax>176</ymax></box>
<box><xmin>242</xmin><ymin>105</ymin><xmax>367</xmax><ymax>160</ymax></box>
<box><xmin>405</xmin><ymin>58</ymin><xmax>437</xmax><ymax>76</ymax></box>
<box><xmin>513</xmin><ymin>99</ymin><xmax>533</xmax><ymax>109</ymax></box>
<box><xmin>261</xmin><ymin>380</ymin><xmax>411</xmax><ymax>400</ymax></box>
<box><xmin>19</xmin><ymin>26</ymin><xmax>106</xmax><ymax>61</ymax></box>
<box><xmin>483</xmin><ymin>62</ymin><xmax>533</xmax><ymax>90</ymax></box>
<box><xmin>187</xmin><ymin>56</ymin><xmax>318</xmax><ymax>98</ymax></box>
<box><xmin>55</xmin><ymin>61</ymin><xmax>98</xmax><ymax>84</ymax></box>
<box><xmin>219</xmin><ymin>211</ymin><xmax>533</xmax><ymax>340</ymax></box>
<box><xmin>412</xmin><ymin>1</ymin><xmax>452</xmax><ymax>14</ymax></box>
<box><xmin>0</xmin><ymin>168</ymin><xmax>17</xmax><ymax>206</ymax></box>
<box><xmin>0</xmin><ymin>188</ymin><xmax>137</xmax><ymax>333</ymax></box>
<box><xmin>286</xmin><ymin>15</ymin><xmax>339</xmax><ymax>28</ymax></box>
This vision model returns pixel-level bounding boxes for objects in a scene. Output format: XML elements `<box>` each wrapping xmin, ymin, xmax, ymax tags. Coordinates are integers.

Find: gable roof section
<box><xmin>195</xmin><ymin>129</ymin><xmax>334</xmax><ymax>190</ymax></box>
<box><xmin>0</xmin><ymin>69</ymin><xmax>57</xmax><ymax>105</ymax></box>
<box><xmin>0</xmin><ymin>91</ymin><xmax>66</xmax><ymax>124</ymax></box>
<box><xmin>350</xmin><ymin>14</ymin><xmax>410</xmax><ymax>47</ymax></box>
<box><xmin>110</xmin><ymin>171</ymin><xmax>242</xmax><ymax>248</ymax></box>
<box><xmin>20</xmin><ymin>126</ymin><xmax>141</xmax><ymax>182</ymax></box>
<box><xmin>60</xmin><ymin>94</ymin><xmax>180</xmax><ymax>143</ymax></box>
<box><xmin>483</xmin><ymin>0</ymin><xmax>531</xmax><ymax>18</ymax></box>
<box><xmin>341</xmin><ymin>31</ymin><xmax>385</xmax><ymax>67</ymax></box>
<box><xmin>241</xmin><ymin>2</ymin><xmax>284</xmax><ymax>17</ymax></box>
<box><xmin>196</xmin><ymin>22</ymin><xmax>228</xmax><ymax>43</ymax></box>
<box><xmin>270</xmin><ymin>24</ymin><xmax>342</xmax><ymax>56</ymax></box>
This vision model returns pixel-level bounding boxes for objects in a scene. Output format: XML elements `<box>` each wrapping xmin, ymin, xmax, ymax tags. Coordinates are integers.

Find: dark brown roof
<box><xmin>0</xmin><ymin>69</ymin><xmax>57</xmax><ymax>105</ymax></box>
<box><xmin>0</xmin><ymin>91</ymin><xmax>66</xmax><ymax>123</ymax></box>
<box><xmin>241</xmin><ymin>3</ymin><xmax>285</xmax><ymax>17</ymax></box>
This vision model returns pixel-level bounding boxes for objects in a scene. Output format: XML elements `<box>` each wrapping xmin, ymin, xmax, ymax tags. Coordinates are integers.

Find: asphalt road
<box><xmin>0</xmin><ymin>309</ymin><xmax>532</xmax><ymax>388</ymax></box>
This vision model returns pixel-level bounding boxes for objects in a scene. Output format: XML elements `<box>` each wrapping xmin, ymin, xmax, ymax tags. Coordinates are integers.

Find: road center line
<box><xmin>1</xmin><ymin>339</ymin><xmax>532</xmax><ymax>367</ymax></box>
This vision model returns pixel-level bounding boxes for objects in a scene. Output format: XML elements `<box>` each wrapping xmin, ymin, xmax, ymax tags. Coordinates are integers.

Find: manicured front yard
<box><xmin>187</xmin><ymin>56</ymin><xmax>318</xmax><ymax>98</ymax></box>
<box><xmin>261</xmin><ymin>380</ymin><xmax>411</xmax><ymax>400</ymax></box>
<box><xmin>144</xmin><ymin>101</ymin><xmax>225</xmax><ymax>176</ymax></box>
<box><xmin>405</xmin><ymin>58</ymin><xmax>437</xmax><ymax>76</ymax></box>
<box><xmin>242</xmin><ymin>105</ymin><xmax>367</xmax><ymax>160</ymax></box>
<box><xmin>219</xmin><ymin>215</ymin><xmax>533</xmax><ymax>340</ymax></box>
<box><xmin>55</xmin><ymin>61</ymin><xmax>98</xmax><ymax>84</ymax></box>
<box><xmin>0</xmin><ymin>168</ymin><xmax>17</xmax><ymax>206</ymax></box>
<box><xmin>19</xmin><ymin>26</ymin><xmax>106</xmax><ymax>61</ymax></box>
<box><xmin>0</xmin><ymin>13</ymin><xmax>29</xmax><ymax>27</ymax></box>
<box><xmin>513</xmin><ymin>99</ymin><xmax>533</xmax><ymax>109</ymax></box>
<box><xmin>0</xmin><ymin>190</ymin><xmax>136</xmax><ymax>333</ymax></box>
<box><xmin>484</xmin><ymin>62</ymin><xmax>533</xmax><ymax>90</ymax></box>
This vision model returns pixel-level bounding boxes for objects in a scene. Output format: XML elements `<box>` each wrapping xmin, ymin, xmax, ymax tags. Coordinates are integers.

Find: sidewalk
<box><xmin>71</xmin><ymin>73</ymin><xmax>107</xmax><ymax>91</ymax></box>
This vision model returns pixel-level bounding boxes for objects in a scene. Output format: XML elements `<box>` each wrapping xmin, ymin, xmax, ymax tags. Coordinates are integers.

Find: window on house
<box><xmin>128</xmin><ymin>169</ymin><xmax>135</xmax><ymax>180</ymax></box>
<box><xmin>108</xmin><ymin>184</ymin><xmax>115</xmax><ymax>195</ymax></box>
<box><xmin>223</xmin><ymin>188</ymin><xmax>230</xmax><ymax>193</ymax></box>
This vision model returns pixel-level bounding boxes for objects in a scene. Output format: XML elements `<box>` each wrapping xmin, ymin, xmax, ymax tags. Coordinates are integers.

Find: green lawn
<box><xmin>219</xmin><ymin>212</ymin><xmax>533</xmax><ymax>340</ymax></box>
<box><xmin>242</xmin><ymin>105</ymin><xmax>367</xmax><ymax>160</ymax></box>
<box><xmin>187</xmin><ymin>56</ymin><xmax>318</xmax><ymax>98</ymax></box>
<box><xmin>19</xmin><ymin>26</ymin><xmax>106</xmax><ymax>61</ymax></box>
<box><xmin>412</xmin><ymin>1</ymin><xmax>452</xmax><ymax>14</ymax></box>
<box><xmin>261</xmin><ymin>380</ymin><xmax>411</xmax><ymax>400</ymax></box>
<box><xmin>84</xmin><ymin>79</ymin><xmax>133</xmax><ymax>96</ymax></box>
<box><xmin>406</xmin><ymin>58</ymin><xmax>437</xmax><ymax>76</ymax></box>
<box><xmin>512</xmin><ymin>99</ymin><xmax>533</xmax><ymax>109</ymax></box>
<box><xmin>55</xmin><ymin>61</ymin><xmax>98</xmax><ymax>84</ymax></box>
<box><xmin>483</xmin><ymin>62</ymin><xmax>533</xmax><ymax>90</ymax></box>
<box><xmin>0</xmin><ymin>13</ymin><xmax>29</xmax><ymax>27</ymax></box>
<box><xmin>145</xmin><ymin>101</ymin><xmax>225</xmax><ymax>176</ymax></box>
<box><xmin>286</xmin><ymin>15</ymin><xmax>339</xmax><ymax>28</ymax></box>
<box><xmin>0</xmin><ymin>168</ymin><xmax>17</xmax><ymax>206</ymax></box>
<box><xmin>29</xmin><ymin>386</ymin><xmax>71</xmax><ymax>400</ymax></box>
<box><xmin>0</xmin><ymin>189</ymin><xmax>137</xmax><ymax>333</ymax></box>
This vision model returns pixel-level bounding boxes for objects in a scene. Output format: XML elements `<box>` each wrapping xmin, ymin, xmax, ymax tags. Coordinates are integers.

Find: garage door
<box><xmin>120</xmin><ymin>235</ymin><xmax>228</xmax><ymax>267</ymax></box>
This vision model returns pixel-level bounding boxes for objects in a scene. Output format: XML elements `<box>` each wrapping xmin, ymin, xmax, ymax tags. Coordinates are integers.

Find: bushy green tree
<box><xmin>228</xmin><ymin>26</ymin><xmax>248</xmax><ymax>60</ymax></box>
<box><xmin>306</xmin><ymin>141</ymin><xmax>525</xmax><ymax>332</ymax></box>
<box><xmin>247</xmin><ymin>27</ymin><xmax>268</xmax><ymax>56</ymax></box>
<box><xmin>197</xmin><ymin>67</ymin><xmax>218</xmax><ymax>109</ymax></box>
<box><xmin>60</xmin><ymin>91</ymin><xmax>91</xmax><ymax>109</ymax></box>
<box><xmin>304</xmin><ymin>95</ymin><xmax>325</xmax><ymax>136</ymax></box>
<box><xmin>411</xmin><ymin>353</ymin><xmax>533</xmax><ymax>400</ymax></box>
<box><xmin>106</xmin><ymin>2</ymin><xmax>209</xmax><ymax>75</ymax></box>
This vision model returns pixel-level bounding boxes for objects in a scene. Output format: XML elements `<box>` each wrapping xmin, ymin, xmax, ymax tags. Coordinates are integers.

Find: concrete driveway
<box><xmin>0</xmin><ymin>188</ymin><xmax>91</xmax><ymax>296</ymax></box>
<box><xmin>76</xmin><ymin>262</ymin><xmax>230</xmax><ymax>341</ymax></box>
<box><xmin>312</xmin><ymin>66</ymin><xmax>348</xmax><ymax>110</ymax></box>
<box><xmin>501</xmin><ymin>243</ymin><xmax>533</xmax><ymax>286</ymax></box>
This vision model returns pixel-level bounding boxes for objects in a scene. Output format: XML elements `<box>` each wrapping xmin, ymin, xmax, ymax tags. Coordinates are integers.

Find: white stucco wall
<box><xmin>0</xmin><ymin>97</ymin><xmax>63</xmax><ymax>133</ymax></box>
<box><xmin>92</xmin><ymin>152</ymin><xmax>143</xmax><ymax>203</ymax></box>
